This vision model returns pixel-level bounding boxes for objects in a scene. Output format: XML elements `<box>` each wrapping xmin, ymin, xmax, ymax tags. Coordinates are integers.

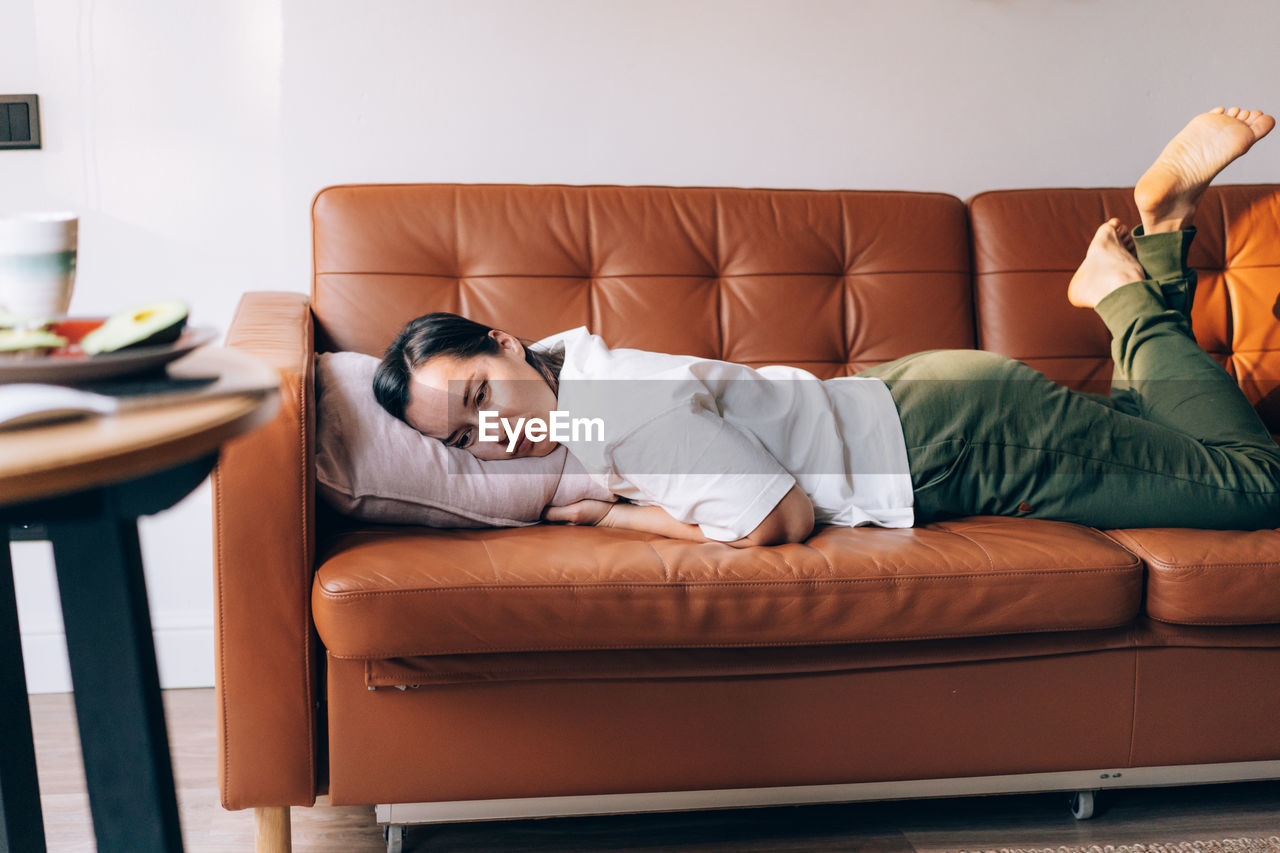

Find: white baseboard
<box><xmin>20</xmin><ymin>622</ymin><xmax>215</xmax><ymax>694</ymax></box>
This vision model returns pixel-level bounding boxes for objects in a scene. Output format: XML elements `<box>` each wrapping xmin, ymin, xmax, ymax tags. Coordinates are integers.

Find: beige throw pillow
<box><xmin>315</xmin><ymin>351</ymin><xmax>615</xmax><ymax>528</ymax></box>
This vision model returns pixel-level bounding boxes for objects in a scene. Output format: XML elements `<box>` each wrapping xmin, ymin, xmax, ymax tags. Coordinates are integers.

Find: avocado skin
<box><xmin>80</xmin><ymin>300</ymin><xmax>189</xmax><ymax>355</ymax></box>
<box><xmin>119</xmin><ymin>316</ymin><xmax>186</xmax><ymax>350</ymax></box>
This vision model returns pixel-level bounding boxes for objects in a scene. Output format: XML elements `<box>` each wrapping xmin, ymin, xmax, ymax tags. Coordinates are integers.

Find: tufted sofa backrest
<box><xmin>969</xmin><ymin>185</ymin><xmax>1280</xmax><ymax>433</ymax></box>
<box><xmin>310</xmin><ymin>182</ymin><xmax>1280</xmax><ymax>433</ymax></box>
<box><xmin>310</xmin><ymin>185</ymin><xmax>974</xmax><ymax>379</ymax></box>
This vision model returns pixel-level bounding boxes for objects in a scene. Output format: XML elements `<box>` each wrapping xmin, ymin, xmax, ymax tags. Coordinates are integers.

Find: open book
<box><xmin>0</xmin><ymin>377</ymin><xmax>222</xmax><ymax>429</ymax></box>
<box><xmin>0</xmin><ymin>349</ymin><xmax>278</xmax><ymax>430</ymax></box>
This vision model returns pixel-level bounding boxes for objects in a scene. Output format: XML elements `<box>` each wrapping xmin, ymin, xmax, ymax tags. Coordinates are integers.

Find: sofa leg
<box><xmin>255</xmin><ymin>806</ymin><xmax>292</xmax><ymax>853</ymax></box>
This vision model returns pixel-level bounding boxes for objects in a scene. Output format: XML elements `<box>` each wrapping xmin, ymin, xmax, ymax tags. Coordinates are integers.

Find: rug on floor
<box><xmin>954</xmin><ymin>838</ymin><xmax>1280</xmax><ymax>853</ymax></box>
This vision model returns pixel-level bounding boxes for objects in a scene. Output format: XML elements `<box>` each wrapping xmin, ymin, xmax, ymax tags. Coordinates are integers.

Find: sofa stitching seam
<box><xmin>1149</xmin><ymin>562</ymin><xmax>1280</xmax><ymax>571</ymax></box>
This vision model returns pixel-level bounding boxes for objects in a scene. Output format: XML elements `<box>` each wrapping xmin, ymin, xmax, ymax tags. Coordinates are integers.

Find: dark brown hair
<box><xmin>373</xmin><ymin>312</ymin><xmax>564</xmax><ymax>423</ymax></box>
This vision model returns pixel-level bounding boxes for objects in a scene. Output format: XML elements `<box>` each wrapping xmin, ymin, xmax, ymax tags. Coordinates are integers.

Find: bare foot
<box><xmin>1068</xmin><ymin>219</ymin><xmax>1147</xmax><ymax>308</ymax></box>
<box><xmin>1135</xmin><ymin>107</ymin><xmax>1275</xmax><ymax>233</ymax></box>
<box><xmin>1116</xmin><ymin>221</ymin><xmax>1136</xmax><ymax>254</ymax></box>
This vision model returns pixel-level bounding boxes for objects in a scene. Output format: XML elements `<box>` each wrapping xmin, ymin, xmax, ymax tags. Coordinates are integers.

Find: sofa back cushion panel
<box><xmin>364</xmin><ymin>616</ymin><xmax>1280</xmax><ymax>686</ymax></box>
<box><xmin>310</xmin><ymin>184</ymin><xmax>975</xmax><ymax>374</ymax></box>
<box><xmin>311</xmin><ymin>516</ymin><xmax>1141</xmax><ymax>660</ymax></box>
<box><xmin>969</xmin><ymin>185</ymin><xmax>1280</xmax><ymax>432</ymax></box>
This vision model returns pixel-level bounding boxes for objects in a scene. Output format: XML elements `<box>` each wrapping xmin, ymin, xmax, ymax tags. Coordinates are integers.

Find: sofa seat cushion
<box><xmin>1107</xmin><ymin>528</ymin><xmax>1280</xmax><ymax>626</ymax></box>
<box><xmin>312</xmin><ymin>515</ymin><xmax>1141</xmax><ymax>659</ymax></box>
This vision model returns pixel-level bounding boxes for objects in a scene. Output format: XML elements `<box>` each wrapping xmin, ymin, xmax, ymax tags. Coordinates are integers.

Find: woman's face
<box><xmin>405</xmin><ymin>329</ymin><xmax>560</xmax><ymax>460</ymax></box>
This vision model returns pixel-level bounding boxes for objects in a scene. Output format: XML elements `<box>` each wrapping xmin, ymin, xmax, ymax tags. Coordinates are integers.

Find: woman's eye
<box><xmin>476</xmin><ymin>382</ymin><xmax>487</xmax><ymax>405</ymax></box>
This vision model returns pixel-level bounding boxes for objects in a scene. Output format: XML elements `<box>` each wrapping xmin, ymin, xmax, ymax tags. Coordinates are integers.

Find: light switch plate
<box><xmin>0</xmin><ymin>95</ymin><xmax>41</xmax><ymax>150</ymax></box>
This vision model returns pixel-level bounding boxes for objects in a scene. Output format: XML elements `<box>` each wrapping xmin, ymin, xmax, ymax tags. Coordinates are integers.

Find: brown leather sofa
<box><xmin>212</xmin><ymin>183</ymin><xmax>1280</xmax><ymax>851</ymax></box>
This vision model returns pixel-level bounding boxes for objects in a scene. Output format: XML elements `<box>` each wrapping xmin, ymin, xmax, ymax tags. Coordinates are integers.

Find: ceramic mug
<box><xmin>0</xmin><ymin>212</ymin><xmax>78</xmax><ymax>321</ymax></box>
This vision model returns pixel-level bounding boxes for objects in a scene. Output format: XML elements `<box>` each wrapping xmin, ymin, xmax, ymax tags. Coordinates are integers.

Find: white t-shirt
<box><xmin>534</xmin><ymin>326</ymin><xmax>914</xmax><ymax>541</ymax></box>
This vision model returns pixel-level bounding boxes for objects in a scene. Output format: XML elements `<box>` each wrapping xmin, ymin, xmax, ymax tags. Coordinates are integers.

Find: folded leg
<box><xmin>1095</xmin><ymin>229</ymin><xmax>1274</xmax><ymax>454</ymax></box>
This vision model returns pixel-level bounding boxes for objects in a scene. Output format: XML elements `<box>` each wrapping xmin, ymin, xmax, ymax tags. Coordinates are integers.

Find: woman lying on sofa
<box><xmin>373</xmin><ymin>107</ymin><xmax>1280</xmax><ymax>546</ymax></box>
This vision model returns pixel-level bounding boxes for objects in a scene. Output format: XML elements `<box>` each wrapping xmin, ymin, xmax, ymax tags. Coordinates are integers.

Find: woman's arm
<box><xmin>544</xmin><ymin>485</ymin><xmax>814</xmax><ymax>547</ymax></box>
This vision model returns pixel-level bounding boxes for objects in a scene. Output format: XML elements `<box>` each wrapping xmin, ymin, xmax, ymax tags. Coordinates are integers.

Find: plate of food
<box><xmin>0</xmin><ymin>300</ymin><xmax>219</xmax><ymax>383</ymax></box>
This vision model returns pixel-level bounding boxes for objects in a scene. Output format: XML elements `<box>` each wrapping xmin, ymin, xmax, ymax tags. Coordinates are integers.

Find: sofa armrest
<box><xmin>211</xmin><ymin>291</ymin><xmax>317</xmax><ymax>809</ymax></box>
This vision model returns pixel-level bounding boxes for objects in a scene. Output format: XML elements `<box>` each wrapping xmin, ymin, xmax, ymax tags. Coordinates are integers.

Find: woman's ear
<box><xmin>489</xmin><ymin>329</ymin><xmax>524</xmax><ymax>355</ymax></box>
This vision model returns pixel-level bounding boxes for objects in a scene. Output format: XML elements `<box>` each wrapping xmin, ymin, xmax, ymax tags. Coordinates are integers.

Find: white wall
<box><xmin>4</xmin><ymin>0</ymin><xmax>1279</xmax><ymax>692</ymax></box>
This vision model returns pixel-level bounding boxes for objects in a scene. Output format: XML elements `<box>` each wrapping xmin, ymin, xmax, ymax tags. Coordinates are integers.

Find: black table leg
<box><xmin>0</xmin><ymin>527</ymin><xmax>47</xmax><ymax>853</ymax></box>
<box><xmin>3</xmin><ymin>455</ymin><xmax>214</xmax><ymax>852</ymax></box>
<box><xmin>49</xmin><ymin>515</ymin><xmax>183</xmax><ymax>852</ymax></box>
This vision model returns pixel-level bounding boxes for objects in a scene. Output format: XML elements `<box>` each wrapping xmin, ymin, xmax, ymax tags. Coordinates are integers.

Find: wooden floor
<box><xmin>28</xmin><ymin>688</ymin><xmax>1280</xmax><ymax>852</ymax></box>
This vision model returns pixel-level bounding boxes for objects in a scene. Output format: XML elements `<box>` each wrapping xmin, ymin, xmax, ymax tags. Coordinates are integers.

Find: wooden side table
<box><xmin>0</xmin><ymin>346</ymin><xmax>280</xmax><ymax>852</ymax></box>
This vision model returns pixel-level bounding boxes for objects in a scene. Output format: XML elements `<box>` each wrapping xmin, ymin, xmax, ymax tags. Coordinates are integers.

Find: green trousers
<box><xmin>857</xmin><ymin>227</ymin><xmax>1280</xmax><ymax>530</ymax></box>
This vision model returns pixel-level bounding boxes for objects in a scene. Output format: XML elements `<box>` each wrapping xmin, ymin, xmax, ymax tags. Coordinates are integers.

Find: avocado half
<box><xmin>80</xmin><ymin>300</ymin><xmax>189</xmax><ymax>356</ymax></box>
<box><xmin>0</xmin><ymin>328</ymin><xmax>69</xmax><ymax>353</ymax></box>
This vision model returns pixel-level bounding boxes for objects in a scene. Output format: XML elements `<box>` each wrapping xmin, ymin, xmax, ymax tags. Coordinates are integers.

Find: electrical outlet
<box><xmin>0</xmin><ymin>95</ymin><xmax>41</xmax><ymax>150</ymax></box>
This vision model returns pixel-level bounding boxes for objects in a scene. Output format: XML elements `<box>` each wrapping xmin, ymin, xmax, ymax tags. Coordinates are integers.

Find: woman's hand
<box><xmin>541</xmin><ymin>499</ymin><xmax>618</xmax><ymax>527</ymax></box>
<box><xmin>540</xmin><ymin>487</ymin><xmax>812</xmax><ymax>545</ymax></box>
